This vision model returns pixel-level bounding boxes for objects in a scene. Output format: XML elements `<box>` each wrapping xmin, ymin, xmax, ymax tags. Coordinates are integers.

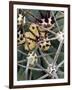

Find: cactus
<box><xmin>17</xmin><ymin>9</ymin><xmax>64</xmax><ymax>80</ymax></box>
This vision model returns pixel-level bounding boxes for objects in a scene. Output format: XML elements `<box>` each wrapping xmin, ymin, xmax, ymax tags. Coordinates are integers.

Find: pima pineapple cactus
<box><xmin>17</xmin><ymin>9</ymin><xmax>64</xmax><ymax>80</ymax></box>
